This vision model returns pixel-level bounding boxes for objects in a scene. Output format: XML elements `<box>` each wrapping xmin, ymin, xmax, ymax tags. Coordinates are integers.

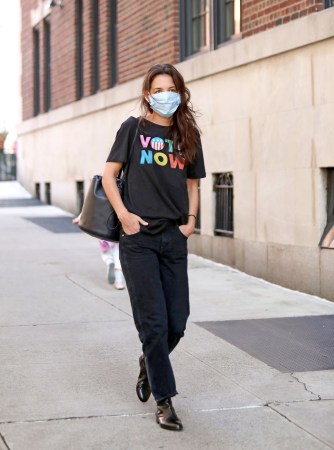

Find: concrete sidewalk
<box><xmin>0</xmin><ymin>181</ymin><xmax>333</xmax><ymax>450</ymax></box>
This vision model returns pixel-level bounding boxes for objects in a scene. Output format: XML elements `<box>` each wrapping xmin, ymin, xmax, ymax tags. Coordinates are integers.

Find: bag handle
<box><xmin>118</xmin><ymin>119</ymin><xmax>139</xmax><ymax>180</ymax></box>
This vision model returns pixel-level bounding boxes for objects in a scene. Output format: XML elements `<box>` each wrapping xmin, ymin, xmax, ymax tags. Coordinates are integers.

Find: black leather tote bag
<box><xmin>78</xmin><ymin>174</ymin><xmax>124</xmax><ymax>242</ymax></box>
<box><xmin>79</xmin><ymin>125</ymin><xmax>138</xmax><ymax>242</ymax></box>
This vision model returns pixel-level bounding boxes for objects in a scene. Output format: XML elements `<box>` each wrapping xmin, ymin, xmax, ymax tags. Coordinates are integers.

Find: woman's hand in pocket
<box><xmin>178</xmin><ymin>223</ymin><xmax>194</xmax><ymax>238</ymax></box>
<box><xmin>119</xmin><ymin>211</ymin><xmax>148</xmax><ymax>235</ymax></box>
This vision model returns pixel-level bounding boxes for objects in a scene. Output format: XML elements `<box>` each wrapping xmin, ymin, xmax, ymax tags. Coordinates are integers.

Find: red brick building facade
<box><xmin>242</xmin><ymin>0</ymin><xmax>325</xmax><ymax>36</ymax></box>
<box><xmin>19</xmin><ymin>1</ymin><xmax>334</xmax><ymax>299</ymax></box>
<box><xmin>21</xmin><ymin>0</ymin><xmax>332</xmax><ymax>120</ymax></box>
<box><xmin>21</xmin><ymin>0</ymin><xmax>180</xmax><ymax>119</ymax></box>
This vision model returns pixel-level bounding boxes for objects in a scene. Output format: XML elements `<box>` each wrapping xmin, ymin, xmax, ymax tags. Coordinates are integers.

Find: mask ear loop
<box><xmin>143</xmin><ymin>91</ymin><xmax>152</xmax><ymax>107</ymax></box>
<box><xmin>143</xmin><ymin>94</ymin><xmax>153</xmax><ymax>115</ymax></box>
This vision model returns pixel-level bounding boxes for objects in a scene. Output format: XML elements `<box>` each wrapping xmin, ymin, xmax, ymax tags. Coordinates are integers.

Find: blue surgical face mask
<box><xmin>148</xmin><ymin>91</ymin><xmax>181</xmax><ymax>118</ymax></box>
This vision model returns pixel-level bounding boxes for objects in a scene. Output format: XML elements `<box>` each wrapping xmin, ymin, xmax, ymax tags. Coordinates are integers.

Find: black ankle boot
<box><xmin>156</xmin><ymin>398</ymin><xmax>183</xmax><ymax>431</ymax></box>
<box><xmin>136</xmin><ymin>354</ymin><xmax>151</xmax><ymax>402</ymax></box>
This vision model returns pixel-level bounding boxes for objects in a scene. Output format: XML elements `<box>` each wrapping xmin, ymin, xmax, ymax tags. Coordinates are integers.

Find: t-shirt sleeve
<box><xmin>186</xmin><ymin>135</ymin><xmax>206</xmax><ymax>179</ymax></box>
<box><xmin>106</xmin><ymin>117</ymin><xmax>137</xmax><ymax>163</ymax></box>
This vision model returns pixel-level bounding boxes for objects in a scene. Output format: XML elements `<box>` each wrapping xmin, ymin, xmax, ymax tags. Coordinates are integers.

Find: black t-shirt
<box><xmin>106</xmin><ymin>116</ymin><xmax>206</xmax><ymax>233</ymax></box>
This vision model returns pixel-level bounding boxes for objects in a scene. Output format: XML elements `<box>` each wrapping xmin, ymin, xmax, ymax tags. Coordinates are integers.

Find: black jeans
<box><xmin>119</xmin><ymin>224</ymin><xmax>189</xmax><ymax>403</ymax></box>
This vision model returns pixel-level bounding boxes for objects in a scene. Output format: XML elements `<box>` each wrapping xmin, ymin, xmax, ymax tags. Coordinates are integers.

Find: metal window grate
<box><xmin>214</xmin><ymin>172</ymin><xmax>234</xmax><ymax>236</ymax></box>
<box><xmin>24</xmin><ymin>216</ymin><xmax>83</xmax><ymax>234</ymax></box>
<box><xmin>319</xmin><ymin>168</ymin><xmax>334</xmax><ymax>249</ymax></box>
<box><xmin>195</xmin><ymin>181</ymin><xmax>201</xmax><ymax>233</ymax></box>
<box><xmin>35</xmin><ymin>183</ymin><xmax>40</xmax><ymax>200</ymax></box>
<box><xmin>45</xmin><ymin>182</ymin><xmax>51</xmax><ymax>205</ymax></box>
<box><xmin>196</xmin><ymin>315</ymin><xmax>334</xmax><ymax>372</ymax></box>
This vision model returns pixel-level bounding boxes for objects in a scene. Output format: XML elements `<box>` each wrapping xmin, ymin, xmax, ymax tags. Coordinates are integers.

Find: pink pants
<box><xmin>98</xmin><ymin>241</ymin><xmax>122</xmax><ymax>270</ymax></box>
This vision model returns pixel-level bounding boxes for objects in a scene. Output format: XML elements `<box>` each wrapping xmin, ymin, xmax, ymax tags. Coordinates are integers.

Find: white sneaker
<box><xmin>114</xmin><ymin>280</ymin><xmax>125</xmax><ymax>290</ymax></box>
<box><xmin>114</xmin><ymin>270</ymin><xmax>125</xmax><ymax>290</ymax></box>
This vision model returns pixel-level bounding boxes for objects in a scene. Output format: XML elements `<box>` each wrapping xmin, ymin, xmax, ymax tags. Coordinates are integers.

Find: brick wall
<box><xmin>241</xmin><ymin>0</ymin><xmax>325</xmax><ymax>37</ymax></box>
<box><xmin>117</xmin><ymin>0</ymin><xmax>179</xmax><ymax>84</ymax></box>
<box><xmin>21</xmin><ymin>0</ymin><xmax>77</xmax><ymax>118</ymax></box>
<box><xmin>49</xmin><ymin>1</ymin><xmax>76</xmax><ymax>110</ymax></box>
<box><xmin>21</xmin><ymin>0</ymin><xmax>328</xmax><ymax>119</ymax></box>
<box><xmin>21</xmin><ymin>0</ymin><xmax>179</xmax><ymax>119</ymax></box>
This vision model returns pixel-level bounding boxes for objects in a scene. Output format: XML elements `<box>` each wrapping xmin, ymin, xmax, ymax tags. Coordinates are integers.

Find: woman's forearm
<box><xmin>102</xmin><ymin>162</ymin><xmax>148</xmax><ymax>234</ymax></box>
<box><xmin>102</xmin><ymin>163</ymin><xmax>128</xmax><ymax>220</ymax></box>
<box><xmin>187</xmin><ymin>179</ymin><xmax>199</xmax><ymax>224</ymax></box>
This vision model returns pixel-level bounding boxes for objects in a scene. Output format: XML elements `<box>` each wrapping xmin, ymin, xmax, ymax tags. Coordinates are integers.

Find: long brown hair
<box><xmin>140</xmin><ymin>64</ymin><xmax>200</xmax><ymax>164</ymax></box>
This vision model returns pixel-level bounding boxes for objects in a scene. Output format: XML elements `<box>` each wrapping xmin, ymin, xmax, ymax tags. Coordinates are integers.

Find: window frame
<box><xmin>33</xmin><ymin>28</ymin><xmax>40</xmax><ymax>116</ymax></box>
<box><xmin>194</xmin><ymin>181</ymin><xmax>201</xmax><ymax>233</ymax></box>
<box><xmin>109</xmin><ymin>0</ymin><xmax>117</xmax><ymax>88</ymax></box>
<box><xmin>43</xmin><ymin>19</ymin><xmax>51</xmax><ymax>112</ymax></box>
<box><xmin>75</xmin><ymin>0</ymin><xmax>84</xmax><ymax>100</ymax></box>
<box><xmin>213</xmin><ymin>0</ymin><xmax>235</xmax><ymax>48</ymax></box>
<box><xmin>91</xmin><ymin>0</ymin><xmax>99</xmax><ymax>93</ymax></box>
<box><xmin>180</xmin><ymin>0</ymin><xmax>240</xmax><ymax>61</ymax></box>
<box><xmin>180</xmin><ymin>0</ymin><xmax>210</xmax><ymax>60</ymax></box>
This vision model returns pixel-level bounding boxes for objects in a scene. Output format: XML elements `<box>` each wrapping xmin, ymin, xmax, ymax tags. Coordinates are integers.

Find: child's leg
<box><xmin>99</xmin><ymin>240</ymin><xmax>115</xmax><ymax>284</ymax></box>
<box><xmin>112</xmin><ymin>243</ymin><xmax>125</xmax><ymax>290</ymax></box>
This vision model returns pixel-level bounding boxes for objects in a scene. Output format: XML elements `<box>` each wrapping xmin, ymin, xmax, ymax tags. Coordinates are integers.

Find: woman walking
<box><xmin>102</xmin><ymin>63</ymin><xmax>206</xmax><ymax>431</ymax></box>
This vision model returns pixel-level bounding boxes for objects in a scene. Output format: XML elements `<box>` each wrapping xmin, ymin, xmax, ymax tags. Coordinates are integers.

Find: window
<box><xmin>180</xmin><ymin>0</ymin><xmax>209</xmax><ymax>59</ymax></box>
<box><xmin>319</xmin><ymin>168</ymin><xmax>334</xmax><ymax>249</ymax></box>
<box><xmin>324</xmin><ymin>0</ymin><xmax>334</xmax><ymax>8</ymax></box>
<box><xmin>92</xmin><ymin>0</ymin><xmax>99</xmax><ymax>93</ymax></box>
<box><xmin>35</xmin><ymin>183</ymin><xmax>40</xmax><ymax>200</ymax></box>
<box><xmin>45</xmin><ymin>182</ymin><xmax>51</xmax><ymax>205</ymax></box>
<box><xmin>214</xmin><ymin>172</ymin><xmax>234</xmax><ymax>236</ymax></box>
<box><xmin>109</xmin><ymin>0</ymin><xmax>117</xmax><ymax>87</ymax></box>
<box><xmin>33</xmin><ymin>28</ymin><xmax>40</xmax><ymax>116</ymax></box>
<box><xmin>76</xmin><ymin>181</ymin><xmax>85</xmax><ymax>215</ymax></box>
<box><xmin>191</xmin><ymin>0</ymin><xmax>210</xmax><ymax>54</ymax></box>
<box><xmin>76</xmin><ymin>0</ymin><xmax>84</xmax><ymax>99</ymax></box>
<box><xmin>180</xmin><ymin>0</ymin><xmax>240</xmax><ymax>60</ymax></box>
<box><xmin>0</xmin><ymin>153</ymin><xmax>16</xmax><ymax>181</ymax></box>
<box><xmin>214</xmin><ymin>0</ymin><xmax>235</xmax><ymax>47</ymax></box>
<box><xmin>44</xmin><ymin>20</ymin><xmax>51</xmax><ymax>112</ymax></box>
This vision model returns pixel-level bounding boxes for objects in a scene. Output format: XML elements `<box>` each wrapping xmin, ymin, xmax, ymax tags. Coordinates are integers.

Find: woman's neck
<box><xmin>146</xmin><ymin>112</ymin><xmax>172</xmax><ymax>127</ymax></box>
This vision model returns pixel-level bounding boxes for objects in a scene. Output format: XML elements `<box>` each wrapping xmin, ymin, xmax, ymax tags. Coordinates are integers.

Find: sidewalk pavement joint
<box><xmin>0</xmin><ymin>433</ymin><xmax>10</xmax><ymax>450</ymax></box>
